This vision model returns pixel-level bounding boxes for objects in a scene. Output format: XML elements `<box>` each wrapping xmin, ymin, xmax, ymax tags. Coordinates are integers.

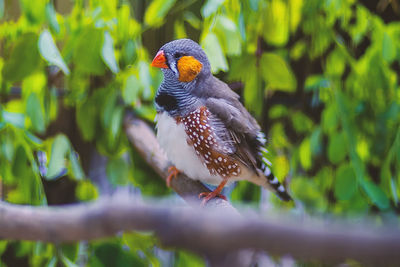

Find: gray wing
<box><xmin>197</xmin><ymin>77</ymin><xmax>292</xmax><ymax>201</ymax></box>
<box><xmin>200</xmin><ymin>77</ymin><xmax>263</xmax><ymax>173</ymax></box>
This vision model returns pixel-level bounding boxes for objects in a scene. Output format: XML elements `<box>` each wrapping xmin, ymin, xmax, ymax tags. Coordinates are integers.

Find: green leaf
<box><xmin>291</xmin><ymin>112</ymin><xmax>313</xmax><ymax>133</ymax></box>
<box><xmin>138</xmin><ymin>61</ymin><xmax>152</xmax><ymax>100</ymax></box>
<box><xmin>2</xmin><ymin>110</ymin><xmax>25</xmax><ymax>128</ymax></box>
<box><xmin>263</xmin><ymin>0</ymin><xmax>289</xmax><ymax>46</ymax></box>
<box><xmin>289</xmin><ymin>0</ymin><xmax>303</xmax><ymax>32</ymax></box>
<box><xmin>101</xmin><ymin>31</ymin><xmax>119</xmax><ymax>74</ymax></box>
<box><xmin>90</xmin><ymin>243</ymin><xmax>146</xmax><ymax>267</ymax></box>
<box><xmin>45</xmin><ymin>3</ymin><xmax>60</xmax><ymax>33</ymax></box>
<box><xmin>110</xmin><ymin>106</ymin><xmax>124</xmax><ymax>141</ymax></box>
<box><xmin>215</xmin><ymin>16</ymin><xmax>242</xmax><ymax>55</ymax></box>
<box><xmin>326</xmin><ymin>49</ymin><xmax>346</xmax><ymax>77</ymax></box>
<box><xmin>123</xmin><ymin>233</ymin><xmax>161</xmax><ymax>267</ymax></box>
<box><xmin>2</xmin><ymin>33</ymin><xmax>40</xmax><ymax>82</ymax></box>
<box><xmin>304</xmin><ymin>75</ymin><xmax>330</xmax><ymax>92</ymax></box>
<box><xmin>291</xmin><ymin>177</ymin><xmax>328</xmax><ymax>211</ymax></box>
<box><xmin>76</xmin><ymin>180</ymin><xmax>98</xmax><ymax>201</ymax></box>
<box><xmin>184</xmin><ymin>11</ymin><xmax>201</xmax><ymax>29</ymax></box>
<box><xmin>144</xmin><ymin>0</ymin><xmax>176</xmax><ymax>27</ymax></box>
<box><xmin>69</xmin><ymin>151</ymin><xmax>85</xmax><ymax>180</ymax></box>
<box><xmin>38</xmin><ymin>29</ymin><xmax>70</xmax><ymax>75</ymax></box>
<box><xmin>60</xmin><ymin>254</ymin><xmax>78</xmax><ymax>267</ymax></box>
<box><xmin>106</xmin><ymin>157</ymin><xmax>130</xmax><ymax>186</ymax></box>
<box><xmin>299</xmin><ymin>138</ymin><xmax>312</xmax><ymax>170</ymax></box>
<box><xmin>260</xmin><ymin>53</ymin><xmax>296</xmax><ymax>92</ymax></box>
<box><xmin>269</xmin><ymin>105</ymin><xmax>288</xmax><ymax>119</ymax></box>
<box><xmin>201</xmin><ymin>0</ymin><xmax>224</xmax><ymax>18</ymax></box>
<box><xmin>47</xmin><ymin>257</ymin><xmax>57</xmax><ymax>267</ymax></box>
<box><xmin>231</xmin><ymin>181</ymin><xmax>260</xmax><ymax>203</ymax></box>
<box><xmin>72</xmin><ymin>27</ymin><xmax>105</xmax><ymax>75</ymax></box>
<box><xmin>361</xmin><ymin>180</ymin><xmax>390</xmax><ymax>210</ymax></box>
<box><xmin>46</xmin><ymin>135</ymin><xmax>70</xmax><ymax>180</ymax></box>
<box><xmin>321</xmin><ymin>104</ymin><xmax>338</xmax><ymax>134</ymax></box>
<box><xmin>0</xmin><ymin>240</ymin><xmax>7</xmax><ymax>255</ymax></box>
<box><xmin>310</xmin><ymin>127</ymin><xmax>322</xmax><ymax>155</ymax></box>
<box><xmin>123</xmin><ymin>74</ymin><xmax>139</xmax><ymax>104</ymax></box>
<box><xmin>243</xmin><ymin>59</ymin><xmax>262</xmax><ymax>115</ymax></box>
<box><xmin>175</xmin><ymin>250</ymin><xmax>205</xmax><ymax>267</ymax></box>
<box><xmin>76</xmin><ymin>98</ymin><xmax>97</xmax><ymax>141</ymax></box>
<box><xmin>328</xmin><ymin>132</ymin><xmax>347</xmax><ymax>164</ymax></box>
<box><xmin>334</xmin><ymin>164</ymin><xmax>357</xmax><ymax>201</ymax></box>
<box><xmin>201</xmin><ymin>32</ymin><xmax>228</xmax><ymax>73</ymax></box>
<box><xmin>26</xmin><ymin>93</ymin><xmax>45</xmax><ymax>134</ymax></box>
<box><xmin>382</xmin><ymin>32</ymin><xmax>396</xmax><ymax>62</ymax></box>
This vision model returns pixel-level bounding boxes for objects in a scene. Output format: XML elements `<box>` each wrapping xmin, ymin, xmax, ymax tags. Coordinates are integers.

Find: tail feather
<box><xmin>263</xmin><ymin>165</ymin><xmax>292</xmax><ymax>201</ymax></box>
<box><xmin>257</xmin><ymin>132</ymin><xmax>292</xmax><ymax>201</ymax></box>
<box><xmin>260</xmin><ymin>158</ymin><xmax>292</xmax><ymax>201</ymax></box>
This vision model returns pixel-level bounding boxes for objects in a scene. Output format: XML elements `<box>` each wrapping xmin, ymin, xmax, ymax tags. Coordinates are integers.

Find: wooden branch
<box><xmin>0</xmin><ymin>197</ymin><xmax>399</xmax><ymax>265</ymax></box>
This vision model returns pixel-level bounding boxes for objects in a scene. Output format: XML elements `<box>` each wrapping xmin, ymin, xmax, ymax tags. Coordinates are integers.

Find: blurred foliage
<box><xmin>0</xmin><ymin>0</ymin><xmax>399</xmax><ymax>265</ymax></box>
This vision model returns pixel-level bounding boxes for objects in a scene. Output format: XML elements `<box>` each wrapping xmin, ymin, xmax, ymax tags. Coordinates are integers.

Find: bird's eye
<box><xmin>174</xmin><ymin>53</ymin><xmax>182</xmax><ymax>59</ymax></box>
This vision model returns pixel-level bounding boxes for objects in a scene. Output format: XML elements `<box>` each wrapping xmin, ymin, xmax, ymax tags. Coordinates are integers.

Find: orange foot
<box><xmin>166</xmin><ymin>166</ymin><xmax>180</xmax><ymax>187</ymax></box>
<box><xmin>198</xmin><ymin>178</ymin><xmax>228</xmax><ymax>206</ymax></box>
<box><xmin>198</xmin><ymin>191</ymin><xmax>227</xmax><ymax>206</ymax></box>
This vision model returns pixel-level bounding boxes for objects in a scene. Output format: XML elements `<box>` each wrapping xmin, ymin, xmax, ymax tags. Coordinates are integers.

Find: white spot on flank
<box><xmin>277</xmin><ymin>185</ymin><xmax>285</xmax><ymax>192</ymax></box>
<box><xmin>218</xmin><ymin>157</ymin><xmax>222</xmax><ymax>162</ymax></box>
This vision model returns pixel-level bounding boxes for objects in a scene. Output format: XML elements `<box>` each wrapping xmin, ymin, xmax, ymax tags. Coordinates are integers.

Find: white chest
<box><xmin>155</xmin><ymin>112</ymin><xmax>223</xmax><ymax>185</ymax></box>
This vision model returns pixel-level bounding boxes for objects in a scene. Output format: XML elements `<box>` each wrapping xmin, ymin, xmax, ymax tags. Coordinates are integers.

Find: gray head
<box><xmin>151</xmin><ymin>39</ymin><xmax>211</xmax><ymax>84</ymax></box>
<box><xmin>152</xmin><ymin>39</ymin><xmax>212</xmax><ymax>116</ymax></box>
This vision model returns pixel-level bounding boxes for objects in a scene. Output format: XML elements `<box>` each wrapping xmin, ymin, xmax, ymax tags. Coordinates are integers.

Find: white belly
<box><xmin>155</xmin><ymin>112</ymin><xmax>224</xmax><ymax>185</ymax></box>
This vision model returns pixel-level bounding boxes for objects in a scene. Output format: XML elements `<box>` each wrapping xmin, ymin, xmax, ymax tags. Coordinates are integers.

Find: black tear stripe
<box><xmin>155</xmin><ymin>92</ymin><xmax>178</xmax><ymax>112</ymax></box>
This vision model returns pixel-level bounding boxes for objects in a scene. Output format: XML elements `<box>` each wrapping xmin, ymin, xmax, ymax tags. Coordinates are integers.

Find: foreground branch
<box><xmin>0</xmin><ymin>197</ymin><xmax>399</xmax><ymax>265</ymax></box>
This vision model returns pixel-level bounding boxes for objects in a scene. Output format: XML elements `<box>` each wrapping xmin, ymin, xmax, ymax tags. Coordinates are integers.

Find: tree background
<box><xmin>0</xmin><ymin>0</ymin><xmax>399</xmax><ymax>266</ymax></box>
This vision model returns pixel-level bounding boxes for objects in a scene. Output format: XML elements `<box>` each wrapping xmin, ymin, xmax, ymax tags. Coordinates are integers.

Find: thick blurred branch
<box><xmin>0</xmin><ymin>197</ymin><xmax>399</xmax><ymax>265</ymax></box>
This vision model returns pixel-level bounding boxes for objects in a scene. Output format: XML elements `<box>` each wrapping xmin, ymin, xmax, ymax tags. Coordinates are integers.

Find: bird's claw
<box><xmin>198</xmin><ymin>191</ymin><xmax>227</xmax><ymax>206</ymax></box>
<box><xmin>166</xmin><ymin>166</ymin><xmax>180</xmax><ymax>187</ymax></box>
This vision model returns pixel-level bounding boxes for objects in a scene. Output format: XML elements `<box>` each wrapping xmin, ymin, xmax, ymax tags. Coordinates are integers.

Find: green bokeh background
<box><xmin>0</xmin><ymin>0</ymin><xmax>399</xmax><ymax>265</ymax></box>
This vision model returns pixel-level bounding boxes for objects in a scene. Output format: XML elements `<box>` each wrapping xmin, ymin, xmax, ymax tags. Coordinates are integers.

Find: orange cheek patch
<box><xmin>177</xmin><ymin>56</ymin><xmax>203</xmax><ymax>82</ymax></box>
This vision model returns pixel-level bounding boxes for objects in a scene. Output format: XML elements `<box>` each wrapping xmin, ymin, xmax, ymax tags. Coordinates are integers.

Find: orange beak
<box><xmin>151</xmin><ymin>50</ymin><xmax>168</xmax><ymax>68</ymax></box>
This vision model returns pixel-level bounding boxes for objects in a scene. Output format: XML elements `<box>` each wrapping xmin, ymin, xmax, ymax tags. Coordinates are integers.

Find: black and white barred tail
<box><xmin>261</xmin><ymin>161</ymin><xmax>292</xmax><ymax>201</ymax></box>
<box><xmin>257</xmin><ymin>133</ymin><xmax>292</xmax><ymax>201</ymax></box>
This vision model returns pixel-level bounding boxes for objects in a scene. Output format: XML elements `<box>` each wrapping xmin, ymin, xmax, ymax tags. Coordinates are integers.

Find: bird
<box><xmin>151</xmin><ymin>39</ymin><xmax>292</xmax><ymax>205</ymax></box>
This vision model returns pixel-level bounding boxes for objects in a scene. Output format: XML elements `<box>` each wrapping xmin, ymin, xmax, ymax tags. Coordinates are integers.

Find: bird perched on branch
<box><xmin>151</xmin><ymin>39</ymin><xmax>292</xmax><ymax>205</ymax></box>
